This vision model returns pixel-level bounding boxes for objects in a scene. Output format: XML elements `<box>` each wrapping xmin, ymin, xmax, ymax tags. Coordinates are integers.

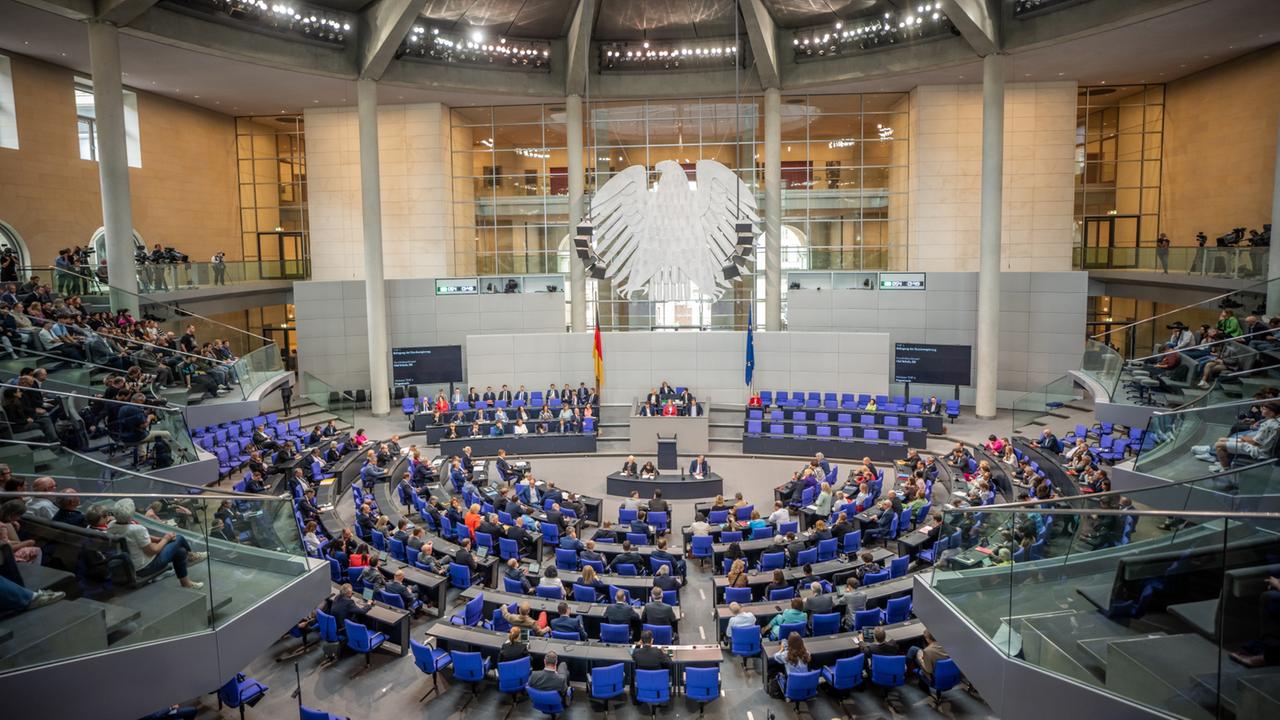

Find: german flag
<box><xmin>592</xmin><ymin>310</ymin><xmax>604</xmax><ymax>391</ymax></box>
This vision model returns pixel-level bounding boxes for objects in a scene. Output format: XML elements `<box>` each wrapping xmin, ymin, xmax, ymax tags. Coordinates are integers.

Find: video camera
<box><xmin>1216</xmin><ymin>228</ymin><xmax>1247</xmax><ymax>247</ymax></box>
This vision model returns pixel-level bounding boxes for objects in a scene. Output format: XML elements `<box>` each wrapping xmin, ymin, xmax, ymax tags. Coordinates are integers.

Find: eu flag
<box><xmin>745</xmin><ymin>307</ymin><xmax>755</xmax><ymax>387</ymax></box>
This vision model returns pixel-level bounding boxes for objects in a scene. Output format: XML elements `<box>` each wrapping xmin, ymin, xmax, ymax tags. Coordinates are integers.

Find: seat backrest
<box><xmin>528</xmin><ymin>687</ymin><xmax>565</xmax><ymax>713</ymax></box>
<box><xmin>854</xmin><ymin>608</ymin><xmax>883</xmax><ymax>629</ymax></box>
<box><xmin>536</xmin><ymin>584</ymin><xmax>564</xmax><ymax>600</ymax></box>
<box><xmin>343</xmin><ymin>618</ymin><xmax>371</xmax><ymax>650</ymax></box>
<box><xmin>811</xmin><ymin>612</ymin><xmax>841</xmax><ymax>636</ymax></box>
<box><xmin>724</xmin><ymin>586</ymin><xmax>753</xmax><ymax>603</ymax></box>
<box><xmin>731</xmin><ymin>623</ymin><xmax>763</xmax><ymax>654</ymax></box>
<box><xmin>684</xmin><ymin>666</ymin><xmax>719</xmax><ymax>699</ymax></box>
<box><xmin>636</xmin><ymin>668</ymin><xmax>671</xmax><ymax>701</ymax></box>
<box><xmin>785</xmin><ymin>669</ymin><xmax>821</xmax><ymax>699</ymax></box>
<box><xmin>871</xmin><ymin>654</ymin><xmax>907</xmax><ymax>686</ymax></box>
<box><xmin>885</xmin><ymin>595</ymin><xmax>912</xmax><ymax>623</ymax></box>
<box><xmin>600</xmin><ymin>623</ymin><xmax>630</xmax><ymax>643</ymax></box>
<box><xmin>498</xmin><ymin>656</ymin><xmax>532</xmax><ymax>691</ymax></box>
<box><xmin>642</xmin><ymin>623</ymin><xmax>673</xmax><ymax>645</ymax></box>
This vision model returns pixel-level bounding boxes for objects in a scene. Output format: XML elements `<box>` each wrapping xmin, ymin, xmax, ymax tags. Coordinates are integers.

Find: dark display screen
<box><xmin>391</xmin><ymin>345</ymin><xmax>463</xmax><ymax>387</ymax></box>
<box><xmin>893</xmin><ymin>343</ymin><xmax>973</xmax><ymax>386</ymax></box>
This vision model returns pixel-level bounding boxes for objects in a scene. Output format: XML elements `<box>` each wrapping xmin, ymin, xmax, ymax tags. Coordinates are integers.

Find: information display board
<box><xmin>391</xmin><ymin>345</ymin><xmax>464</xmax><ymax>387</ymax></box>
<box><xmin>879</xmin><ymin>272</ymin><xmax>926</xmax><ymax>290</ymax></box>
<box><xmin>893</xmin><ymin>343</ymin><xmax>972</xmax><ymax>386</ymax></box>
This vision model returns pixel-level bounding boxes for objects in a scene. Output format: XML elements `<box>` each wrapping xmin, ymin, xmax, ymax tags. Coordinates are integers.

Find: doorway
<box><xmin>1081</xmin><ymin>215</ymin><xmax>1140</xmax><ymax>269</ymax></box>
<box><xmin>255</xmin><ymin>231</ymin><xmax>309</xmax><ymax>280</ymax></box>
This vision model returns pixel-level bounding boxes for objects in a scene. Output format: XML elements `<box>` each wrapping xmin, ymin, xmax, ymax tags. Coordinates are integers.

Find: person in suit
<box><xmin>545</xmin><ymin>503</ymin><xmax>567</xmax><ymax>531</ymax></box>
<box><xmin>835</xmin><ymin>576</ymin><xmax>867</xmax><ymax>624</ymax></box>
<box><xmin>580</xmin><ymin>540</ymin><xmax>603</xmax><ymax>565</ymax></box>
<box><xmin>648</xmin><ymin>489</ymin><xmax>669</xmax><ymax>514</ymax></box>
<box><xmin>689</xmin><ymin>455</ymin><xmax>710</xmax><ymax>478</ymax></box>
<box><xmin>645</xmin><ymin>387</ymin><xmax>660</xmax><ymax>408</ymax></box>
<box><xmin>863</xmin><ymin>626</ymin><xmax>902</xmax><ymax>660</ymax></box>
<box><xmin>577</xmin><ymin>382</ymin><xmax>590</xmax><ymax>405</ymax></box>
<box><xmin>482</xmin><ymin>386</ymin><xmax>497</xmax><ymax>404</ymax></box>
<box><xmin>527</xmin><ymin>650</ymin><xmax>570</xmax><ymax>702</ymax></box>
<box><xmin>252</xmin><ymin>424</ymin><xmax>279</xmax><ymax>452</ymax></box>
<box><xmin>498</xmin><ymin>384</ymin><xmax>513</xmax><ymax>403</ymax></box>
<box><xmin>558</xmin><ymin>526</ymin><xmax>585</xmax><ymax>552</ymax></box>
<box><xmin>498</xmin><ymin>626</ymin><xmax>528</xmax><ymax>662</ymax></box>
<box><xmin>384</xmin><ymin>569</ymin><xmax>419</xmax><ymax>612</ymax></box>
<box><xmin>465</xmin><ymin>386</ymin><xmax>480</xmax><ymax>404</ymax></box>
<box><xmin>653</xmin><ymin>564</ymin><xmax>681</xmax><ymax>592</ymax></box>
<box><xmin>641</xmin><ymin>587</ymin><xmax>677</xmax><ymax>638</ymax></box>
<box><xmin>450</xmin><ymin>387</ymin><xmax>463</xmax><ymax>405</ymax></box>
<box><xmin>494</xmin><ymin>448</ymin><xmax>516</xmax><ymax>484</ymax></box>
<box><xmin>453</xmin><ymin>537</ymin><xmax>478</xmax><ymax>574</ymax></box>
<box><xmin>630</xmin><ymin>629</ymin><xmax>672</xmax><ymax>700</ymax></box>
<box><xmin>604</xmin><ymin>587</ymin><xmax>638</xmax><ymax>627</ymax></box>
<box><xmin>515</xmin><ymin>385</ymin><xmax>530</xmax><ymax>404</ymax></box>
<box><xmin>651</xmin><ymin>537</ymin><xmax>684</xmax><ymax>576</ymax></box>
<box><xmin>925</xmin><ymin>395</ymin><xmax>942</xmax><ymax>415</ymax></box>
<box><xmin>608</xmin><ymin>541</ymin><xmax>644</xmax><ymax>573</ymax></box>
<box><xmin>803</xmin><ymin>581</ymin><xmax>834</xmax><ymax>616</ymax></box>
<box><xmin>549</xmin><ymin>602</ymin><xmax>587</xmax><ymax>640</ymax></box>
<box><xmin>327</xmin><ymin>583</ymin><xmax>369</xmax><ymax>630</ymax></box>
<box><xmin>559</xmin><ymin>384</ymin><xmax>575</xmax><ymax>404</ymax></box>
<box><xmin>620</xmin><ymin>455</ymin><xmax>639</xmax><ymax>476</ymax></box>
<box><xmin>866</xmin><ymin>499</ymin><xmax>897</xmax><ymax>544</ymax></box>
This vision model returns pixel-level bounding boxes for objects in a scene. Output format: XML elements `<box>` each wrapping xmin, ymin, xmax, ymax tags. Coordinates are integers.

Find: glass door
<box><xmin>256</xmin><ymin>231</ymin><xmax>309</xmax><ymax>280</ymax></box>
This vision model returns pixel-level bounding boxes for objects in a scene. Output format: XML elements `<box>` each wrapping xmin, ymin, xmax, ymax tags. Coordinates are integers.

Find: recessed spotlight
<box><xmin>1099</xmin><ymin>80</ymin><xmax>1106</xmax><ymax>84</ymax></box>
<box><xmin>1057</xmin><ymin>72</ymin><xmax>1064</xmax><ymax>76</ymax></box>
<box><xmin>60</xmin><ymin>52</ymin><xmax>66</xmax><ymax>56</ymax></box>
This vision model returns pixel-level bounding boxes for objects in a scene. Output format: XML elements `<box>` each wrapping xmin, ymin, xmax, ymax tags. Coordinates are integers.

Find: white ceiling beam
<box><xmin>358</xmin><ymin>0</ymin><xmax>428</xmax><ymax>81</ymax></box>
<box><xmin>738</xmin><ymin>0</ymin><xmax>780</xmax><ymax>89</ymax></box>
<box><xmin>95</xmin><ymin>0</ymin><xmax>161</xmax><ymax>26</ymax></box>
<box><xmin>943</xmin><ymin>0</ymin><xmax>1001</xmax><ymax>56</ymax></box>
<box><xmin>565</xmin><ymin>0</ymin><xmax>596</xmax><ymax>96</ymax></box>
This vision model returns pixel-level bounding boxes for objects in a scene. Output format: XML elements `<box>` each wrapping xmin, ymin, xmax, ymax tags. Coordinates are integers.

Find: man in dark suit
<box><xmin>577</xmin><ymin>382</ymin><xmax>590</xmax><ymax>404</ymax></box>
<box><xmin>545</xmin><ymin>503</ymin><xmax>567</xmax><ymax>531</ymax></box>
<box><xmin>645</xmin><ymin>387</ymin><xmax>661</xmax><ymax>408</ymax></box>
<box><xmin>866</xmin><ymin>499</ymin><xmax>897</xmax><ymax>544</ymax></box>
<box><xmin>608</xmin><ymin>541</ymin><xmax>644</xmax><ymax>573</ymax></box>
<box><xmin>296</xmin><ymin>488</ymin><xmax>321</xmax><ymax>522</ymax></box>
<box><xmin>478</xmin><ymin>513</ymin><xmax>504</xmax><ymax>542</ymax></box>
<box><xmin>460</xmin><ymin>447</ymin><xmax>476</xmax><ymax>477</ymax></box>
<box><xmin>604</xmin><ymin>589</ymin><xmax>638</xmax><ymax>628</ymax></box>
<box><xmin>465</xmin><ymin>386</ymin><xmax>480</xmax><ymax>404</ymax></box>
<box><xmin>641</xmin><ymin>587</ymin><xmax>677</xmax><ymax>639</ymax></box>
<box><xmin>783</xmin><ymin>532</ymin><xmax>807</xmax><ymax>565</ymax></box>
<box><xmin>527</xmin><ymin>651</ymin><xmax>570</xmax><ymax>702</ymax></box>
<box><xmin>514</xmin><ymin>385</ymin><xmax>529</xmax><ymax>404</ymax></box>
<box><xmin>482</xmin><ymin>386</ymin><xmax>497</xmax><ymax>404</ymax></box>
<box><xmin>804</xmin><ymin>581</ymin><xmax>835</xmax><ymax>616</ymax></box>
<box><xmin>549</xmin><ymin>602</ymin><xmax>587</xmax><ymax>640</ymax></box>
<box><xmin>653</xmin><ymin>565</ymin><xmax>681</xmax><ymax>592</ymax></box>
<box><xmin>629</xmin><ymin>628</ymin><xmax>671</xmax><ymax>703</ymax></box>
<box><xmin>498</xmin><ymin>384</ymin><xmax>513</xmax><ymax>403</ymax></box>
<box><xmin>863</xmin><ymin>626</ymin><xmax>902</xmax><ymax>659</ymax></box>
<box><xmin>453</xmin><ymin>537</ymin><xmax>478</xmax><ymax>574</ymax></box>
<box><xmin>252</xmin><ymin>424</ymin><xmax>279</xmax><ymax>451</ymax></box>
<box><xmin>688</xmin><ymin>455</ymin><xmax>710</xmax><ymax>477</ymax></box>
<box><xmin>559</xmin><ymin>385</ymin><xmax>575</xmax><ymax>403</ymax></box>
<box><xmin>647</xmin><ymin>489</ymin><xmax>669</xmax><ymax>514</ymax></box>
<box><xmin>495</xmin><ymin>448</ymin><xmax>516</xmax><ymax>483</ymax></box>
<box><xmin>651</xmin><ymin>537</ymin><xmax>684</xmax><ymax>576</ymax></box>
<box><xmin>504</xmin><ymin>558</ymin><xmax>534</xmax><ymax>594</ymax></box>
<box><xmin>328</xmin><ymin>583</ymin><xmax>369</xmax><ymax>629</ymax></box>
<box><xmin>384</xmin><ymin>569</ymin><xmax>420</xmax><ymax>613</ymax></box>
<box><xmin>506</xmin><ymin>519</ymin><xmax>534</xmax><ymax>557</ymax></box>
<box><xmin>580</xmin><ymin>540</ymin><xmax>603</xmax><ymax>564</ymax></box>
<box><xmin>558</xmin><ymin>526</ymin><xmax>585</xmax><ymax>552</ymax></box>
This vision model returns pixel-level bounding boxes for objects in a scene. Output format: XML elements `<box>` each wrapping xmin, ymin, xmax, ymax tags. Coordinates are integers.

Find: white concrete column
<box><xmin>763</xmin><ymin>87</ymin><xmax>782</xmax><ymax>331</ymax></box>
<box><xmin>86</xmin><ymin>21</ymin><xmax>139</xmax><ymax>314</ymax></box>
<box><xmin>975</xmin><ymin>53</ymin><xmax>1006</xmax><ymax>420</ymax></box>
<box><xmin>567</xmin><ymin>94</ymin><xmax>587</xmax><ymax>332</ymax></box>
<box><xmin>1267</xmin><ymin>111</ymin><xmax>1280</xmax><ymax>316</ymax></box>
<box><xmin>357</xmin><ymin>78</ymin><xmax>390</xmax><ymax>416</ymax></box>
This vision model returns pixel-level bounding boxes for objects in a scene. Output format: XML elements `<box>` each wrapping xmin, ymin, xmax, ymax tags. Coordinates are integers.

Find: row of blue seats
<box><xmin>746</xmin><ymin>421</ymin><xmax>909</xmax><ymax>442</ymax></box>
<box><xmin>750</xmin><ymin>410</ymin><xmax>929</xmax><ymax>429</ymax></box>
<box><xmin>191</xmin><ymin>412</ymin><xmax>313</xmax><ymax>476</ymax></box>
<box><xmin>762</xmin><ymin>390</ymin><xmax>959</xmax><ymax>414</ymax></box>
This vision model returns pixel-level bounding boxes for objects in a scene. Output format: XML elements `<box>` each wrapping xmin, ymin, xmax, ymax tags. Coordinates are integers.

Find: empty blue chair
<box><xmin>779</xmin><ymin>521</ymin><xmax>799</xmax><ymax>535</ymax></box>
<box><xmin>540</xmin><ymin>522</ymin><xmax>560</xmax><ymax>546</ymax></box>
<box><xmin>556</xmin><ymin>548</ymin><xmax>579</xmax><ymax>570</ymax></box>
<box><xmin>636</xmin><ymin>669</ymin><xmax>671</xmax><ymax>713</ymax></box>
<box><xmin>589</xmin><ymin>662</ymin><xmax>626</xmax><ymax>713</ymax></box>
<box><xmin>758</xmin><ymin>551</ymin><xmax>785</xmax><ymax>572</ymax></box>
<box><xmin>643</xmin><ymin>623</ymin><xmax>673</xmax><ymax>645</ymax></box>
<box><xmin>662</xmin><ymin>589</ymin><xmax>679</xmax><ymax>607</ymax></box>
<box><xmin>572</xmin><ymin>584</ymin><xmax>597</xmax><ymax>602</ymax></box>
<box><xmin>627</xmin><ymin>533</ymin><xmax>648</xmax><ymax>546</ymax></box>
<box><xmin>217</xmin><ymin>674</ymin><xmax>269</xmax><ymax>720</ymax></box>
<box><xmin>691</xmin><ymin>535</ymin><xmax>714</xmax><ymax>567</ymax></box>
<box><xmin>401</xmin><ymin>397</ymin><xmax>415</xmax><ymax>416</ymax></box>
<box><xmin>504</xmin><ymin>575</ymin><xmax>527</xmax><ymax>594</ymax></box>
<box><xmin>708</xmin><ymin>509</ymin><xmax>729</xmax><ymax>524</ymax></box>
<box><xmin>816</xmin><ymin>425</ymin><xmax>832</xmax><ymax>437</ymax></box>
<box><xmin>884</xmin><ymin>415</ymin><xmax>900</xmax><ymax>427</ymax></box>
<box><xmin>889</xmin><ymin>556</ymin><xmax>909</xmax><ymax>579</ymax></box>
<box><xmin>871</xmin><ymin>653</ymin><xmax>908</xmax><ymax>690</ymax></box>
<box><xmin>685</xmin><ymin>666</ymin><xmax>720</xmax><ymax>715</ymax></box>
<box><xmin>550</xmin><ymin>630</ymin><xmax>580</xmax><ymax>641</ymax></box>
<box><xmin>908</xmin><ymin>417</ymin><xmax>924</xmax><ymax>429</ymax></box>
<box><xmin>811</xmin><ymin>612</ymin><xmax>842</xmax><ymax>636</ymax></box>
<box><xmin>720</xmin><ymin>531</ymin><xmax>743</xmax><ymax>543</ymax></box>
<box><xmin>769</xmin><ymin>586</ymin><xmax>796</xmax><ymax>601</ymax></box>
<box><xmin>448</xmin><ymin>563</ymin><xmax>477</xmax><ymax>590</ymax></box>
<box><xmin>736</xmin><ymin>505</ymin><xmax>755</xmax><ymax>521</ymax></box>
<box><xmin>822</xmin><ymin>655</ymin><xmax>865</xmax><ymax>694</ymax></box>
<box><xmin>451</xmin><ymin>650</ymin><xmax>490</xmax><ymax>702</ymax></box>
<box><xmin>793</xmin><ymin>424</ymin><xmax>808</xmax><ymax>436</ymax></box>
<box><xmin>817</xmin><ymin>538</ymin><xmax>839</xmax><ymax>562</ymax></box>
<box><xmin>796</xmin><ymin>548</ymin><xmax>817</xmax><ymax>566</ymax></box>
<box><xmin>389</xmin><ymin>538</ymin><xmax>407</xmax><ymax>562</ymax></box>
<box><xmin>885</xmin><ymin>595</ymin><xmax>913</xmax><ymax>624</ymax></box>
<box><xmin>299</xmin><ymin>706</ymin><xmax>345</xmax><ymax>720</ymax></box>
<box><xmin>888</xmin><ymin>430</ymin><xmax>905</xmax><ymax>443</ymax></box>
<box><xmin>748</xmin><ymin>409</ymin><xmax>763</xmax><ymax>420</ymax></box>
<box><xmin>794</xmin><ymin>411</ymin><xmax>808</xmax><ymax>422</ymax></box>
<box><xmin>498</xmin><ymin>656</ymin><xmax>532</xmax><ymax>706</ymax></box>
<box><xmin>769</xmin><ymin>423</ymin><xmax>784</xmax><ymax>435</ymax></box>
<box><xmin>864</xmin><ymin>428</ymin><xmax>881</xmax><ymax>440</ymax></box>
<box><xmin>616</xmin><ymin>563</ymin><xmax>638</xmax><ymax>576</ymax></box>
<box><xmin>648</xmin><ymin>511</ymin><xmax>669</xmax><ymax>533</ymax></box>
<box><xmin>343</xmin><ymin>619</ymin><xmax>386</xmax><ymax>676</ymax></box>
<box><xmin>724</xmin><ymin>586</ymin><xmax>753</xmax><ymax>604</ymax></box>
<box><xmin>751</xmin><ymin>525</ymin><xmax>774</xmax><ymax>540</ymax></box>
<box><xmin>731</xmin><ymin>623</ymin><xmax>763</xmax><ymax>670</ymax></box>
<box><xmin>600</xmin><ymin>622</ymin><xmax>631</xmax><ymax>644</ymax></box>
<box><xmin>854</xmin><ymin>608</ymin><xmax>883</xmax><ymax>630</ymax></box>
<box><xmin>838</xmin><ymin>426</ymin><xmax>854</xmax><ymax>439</ymax></box>
<box><xmin>499</xmin><ymin>537</ymin><xmax>520</xmax><ymax>561</ymax></box>
<box><xmin>581</xmin><ymin>558</ymin><xmax>605</xmax><ymax>574</ymax></box>
<box><xmin>449</xmin><ymin>593</ymin><xmax>486</xmax><ymax>627</ymax></box>
<box><xmin>918</xmin><ymin>534</ymin><xmax>949</xmax><ymax>565</ymax></box>
<box><xmin>760</xmin><ymin>390</ymin><xmax>773</xmax><ymax>405</ymax></box>
<box><xmin>782</xmin><ymin>669</ymin><xmax>821</xmax><ymax>710</ymax></box>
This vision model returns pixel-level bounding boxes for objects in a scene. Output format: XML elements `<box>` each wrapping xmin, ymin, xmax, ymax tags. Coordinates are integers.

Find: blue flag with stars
<box><xmin>745</xmin><ymin>307</ymin><xmax>755</xmax><ymax>387</ymax></box>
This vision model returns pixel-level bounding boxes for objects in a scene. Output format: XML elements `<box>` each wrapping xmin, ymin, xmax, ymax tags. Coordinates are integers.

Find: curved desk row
<box><xmin>605</xmin><ymin>471</ymin><xmax>724</xmax><ymax>500</ymax></box>
<box><xmin>411</xmin><ymin>408</ymin><xmax>599</xmax><ymax>438</ymax></box>
<box><xmin>439</xmin><ymin>434</ymin><xmax>596</xmax><ymax>459</ymax></box>
<box><xmin>742</xmin><ymin>434</ymin><xmax>909</xmax><ymax>462</ymax></box>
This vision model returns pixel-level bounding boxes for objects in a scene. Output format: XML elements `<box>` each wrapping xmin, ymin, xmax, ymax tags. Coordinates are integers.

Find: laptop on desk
<box><xmin>362</xmin><ymin>588</ymin><xmax>375</xmax><ymax>601</ymax></box>
<box><xmin>475</xmin><ymin>546</ymin><xmax>490</xmax><ymax>559</ymax></box>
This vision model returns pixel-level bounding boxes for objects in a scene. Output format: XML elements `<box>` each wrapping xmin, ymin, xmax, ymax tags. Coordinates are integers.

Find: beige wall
<box><xmin>907</xmin><ymin>81</ymin><xmax>1077</xmax><ymax>272</ymax></box>
<box><xmin>1162</xmin><ymin>45</ymin><xmax>1280</xmax><ymax>245</ymax></box>
<box><xmin>0</xmin><ymin>52</ymin><xmax>239</xmax><ymax>264</ymax></box>
<box><xmin>304</xmin><ymin>102</ymin><xmax>454</xmax><ymax>281</ymax></box>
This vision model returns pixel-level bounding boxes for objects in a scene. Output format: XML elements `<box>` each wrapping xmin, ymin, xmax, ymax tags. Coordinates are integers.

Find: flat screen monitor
<box><xmin>893</xmin><ymin>343</ymin><xmax>973</xmax><ymax>386</ymax></box>
<box><xmin>391</xmin><ymin>345</ymin><xmax>464</xmax><ymax>387</ymax></box>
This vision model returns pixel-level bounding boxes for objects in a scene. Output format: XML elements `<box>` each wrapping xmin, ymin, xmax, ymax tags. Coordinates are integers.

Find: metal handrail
<box><xmin>12</xmin><ymin>310</ymin><xmax>238</xmax><ymax>367</ymax></box>
<box><xmin>942</xmin><ymin>505</ymin><xmax>1280</xmax><ymax>520</ymax></box>
<box><xmin>1090</xmin><ymin>274</ymin><xmax>1279</xmax><ymax>341</ymax></box>
<box><xmin>0</xmin><ymin>489</ymin><xmax>260</xmax><ymax>502</ymax></box>
<box><xmin>1129</xmin><ymin>327</ymin><xmax>1276</xmax><ymax>363</ymax></box>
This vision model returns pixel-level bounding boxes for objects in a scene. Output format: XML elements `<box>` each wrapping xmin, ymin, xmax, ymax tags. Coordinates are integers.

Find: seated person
<box><xmin>1228</xmin><ymin>575</ymin><xmax>1280</xmax><ymax>668</ymax></box>
<box><xmin>1199</xmin><ymin>401</ymin><xmax>1280</xmax><ymax>471</ymax></box>
<box><xmin>549</xmin><ymin>601</ymin><xmax>587</xmax><ymax>640</ymax></box>
<box><xmin>106</xmin><ymin>498</ymin><xmax>206</xmax><ymax>590</ymax></box>
<box><xmin>640</xmin><ymin>461</ymin><xmax>659</xmax><ymax>479</ymax></box>
<box><xmin>771</xmin><ymin>633</ymin><xmax>811</xmax><ymax>696</ymax></box>
<box><xmin>527</xmin><ymin>650</ymin><xmax>570</xmax><ymax>702</ymax></box>
<box><xmin>765</xmin><ymin>597</ymin><xmax>809</xmax><ymax>640</ymax></box>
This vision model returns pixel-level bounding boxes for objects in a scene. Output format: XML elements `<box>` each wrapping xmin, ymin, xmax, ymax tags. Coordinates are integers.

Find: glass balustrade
<box><xmin>1132</xmin><ymin>397</ymin><xmax>1280</xmax><ymax>499</ymax></box>
<box><xmin>1011</xmin><ymin>374</ymin><xmax>1084</xmax><ymax>432</ymax></box>
<box><xmin>1074</xmin><ymin>244</ymin><xmax>1270</xmax><ymax>280</ymax></box>
<box><xmin>45</xmin><ymin>260</ymin><xmax>308</xmax><ymax>297</ymax></box>
<box><xmin>1081</xmin><ymin>339</ymin><xmax>1124</xmax><ymax>398</ymax></box>
<box><xmin>0</xmin><ymin>482</ymin><xmax>309</xmax><ymax>675</ymax></box>
<box><xmin>299</xmin><ymin>370</ymin><xmax>354</xmax><ymax>429</ymax></box>
<box><xmin>929</xmin><ymin>472</ymin><xmax>1280</xmax><ymax>720</ymax></box>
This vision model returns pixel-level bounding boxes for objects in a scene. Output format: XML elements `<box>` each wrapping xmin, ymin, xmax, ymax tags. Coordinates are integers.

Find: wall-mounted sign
<box><xmin>879</xmin><ymin>272</ymin><xmax>925</xmax><ymax>290</ymax></box>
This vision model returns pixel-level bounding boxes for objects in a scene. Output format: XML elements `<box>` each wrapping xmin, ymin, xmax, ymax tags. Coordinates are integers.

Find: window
<box><xmin>0</xmin><ymin>56</ymin><xmax>16</xmax><ymax>150</ymax></box>
<box><xmin>74</xmin><ymin>77</ymin><xmax>141</xmax><ymax>167</ymax></box>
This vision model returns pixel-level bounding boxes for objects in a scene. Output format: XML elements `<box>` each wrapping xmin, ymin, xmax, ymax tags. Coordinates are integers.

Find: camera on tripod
<box><xmin>1216</xmin><ymin>227</ymin><xmax>1247</xmax><ymax>246</ymax></box>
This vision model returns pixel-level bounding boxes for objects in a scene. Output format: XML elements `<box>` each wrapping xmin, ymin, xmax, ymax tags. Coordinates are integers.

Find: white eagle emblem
<box><xmin>590</xmin><ymin>159</ymin><xmax>758</xmax><ymax>302</ymax></box>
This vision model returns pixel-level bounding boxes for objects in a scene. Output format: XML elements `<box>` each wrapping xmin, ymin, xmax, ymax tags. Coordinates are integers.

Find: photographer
<box><xmin>0</xmin><ymin>247</ymin><xmax>17</xmax><ymax>283</ymax></box>
<box><xmin>147</xmin><ymin>244</ymin><xmax>170</xmax><ymax>292</ymax></box>
<box><xmin>211</xmin><ymin>251</ymin><xmax>226</xmax><ymax>285</ymax></box>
